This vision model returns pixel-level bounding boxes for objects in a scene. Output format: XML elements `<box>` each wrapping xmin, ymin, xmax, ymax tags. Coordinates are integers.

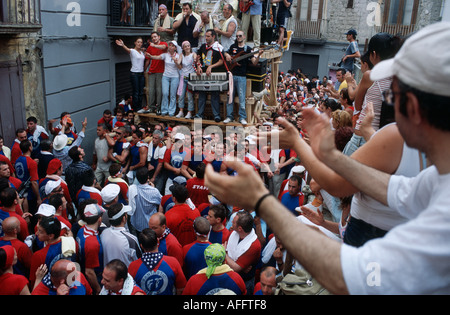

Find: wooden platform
<box><xmin>138</xmin><ymin>92</ymin><xmax>262</xmax><ymax>131</ymax></box>
<box><xmin>137</xmin><ymin>113</ymin><xmax>252</xmax><ymax>130</ymax></box>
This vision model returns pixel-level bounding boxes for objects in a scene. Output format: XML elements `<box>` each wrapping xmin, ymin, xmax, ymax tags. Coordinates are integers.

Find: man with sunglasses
<box><xmin>223</xmin><ymin>31</ymin><xmax>263</xmax><ymax>125</ymax></box>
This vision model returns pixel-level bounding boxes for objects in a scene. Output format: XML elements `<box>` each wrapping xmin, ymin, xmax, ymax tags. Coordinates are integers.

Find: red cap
<box><xmin>47</xmin><ymin>158</ymin><xmax>62</xmax><ymax>175</ymax></box>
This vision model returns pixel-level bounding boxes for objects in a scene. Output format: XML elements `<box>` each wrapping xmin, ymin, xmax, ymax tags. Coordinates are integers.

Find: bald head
<box><xmin>1</xmin><ymin>216</ymin><xmax>20</xmax><ymax>236</ymax></box>
<box><xmin>50</xmin><ymin>259</ymin><xmax>77</xmax><ymax>287</ymax></box>
<box><xmin>260</xmin><ymin>266</ymin><xmax>277</xmax><ymax>295</ymax></box>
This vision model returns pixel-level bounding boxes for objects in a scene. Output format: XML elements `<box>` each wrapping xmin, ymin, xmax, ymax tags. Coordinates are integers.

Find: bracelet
<box><xmin>254</xmin><ymin>193</ymin><xmax>272</xmax><ymax>216</ymax></box>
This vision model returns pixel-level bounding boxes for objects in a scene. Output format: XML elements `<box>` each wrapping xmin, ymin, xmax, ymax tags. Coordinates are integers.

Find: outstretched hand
<box><xmin>204</xmin><ymin>158</ymin><xmax>269</xmax><ymax>211</ymax></box>
<box><xmin>301</xmin><ymin>108</ymin><xmax>338</xmax><ymax>163</ymax></box>
<box><xmin>256</xmin><ymin>117</ymin><xmax>301</xmax><ymax>151</ymax></box>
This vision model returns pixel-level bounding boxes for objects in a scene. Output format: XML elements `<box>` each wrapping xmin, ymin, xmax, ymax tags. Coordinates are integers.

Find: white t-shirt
<box><xmin>161</xmin><ymin>52</ymin><xmax>180</xmax><ymax>78</ymax></box>
<box><xmin>130</xmin><ymin>49</ymin><xmax>145</xmax><ymax>73</ymax></box>
<box><xmin>341</xmin><ymin>166</ymin><xmax>450</xmax><ymax>294</ymax></box>
<box><xmin>180</xmin><ymin>53</ymin><xmax>196</xmax><ymax>77</ymax></box>
<box><xmin>350</xmin><ymin>140</ymin><xmax>423</xmax><ymax>231</ymax></box>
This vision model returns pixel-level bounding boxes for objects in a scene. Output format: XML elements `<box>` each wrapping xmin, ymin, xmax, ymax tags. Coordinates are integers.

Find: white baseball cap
<box><xmin>36</xmin><ymin>203</ymin><xmax>56</xmax><ymax>217</ymax></box>
<box><xmin>101</xmin><ymin>184</ymin><xmax>121</xmax><ymax>203</ymax></box>
<box><xmin>173</xmin><ymin>133</ymin><xmax>185</xmax><ymax>141</ymax></box>
<box><xmin>44</xmin><ymin>179</ymin><xmax>62</xmax><ymax>195</ymax></box>
<box><xmin>370</xmin><ymin>22</ymin><xmax>450</xmax><ymax>97</ymax></box>
<box><xmin>84</xmin><ymin>204</ymin><xmax>106</xmax><ymax>218</ymax></box>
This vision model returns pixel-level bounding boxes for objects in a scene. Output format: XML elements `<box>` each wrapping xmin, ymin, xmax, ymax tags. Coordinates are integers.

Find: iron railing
<box><xmin>375</xmin><ymin>23</ymin><xmax>417</xmax><ymax>37</ymax></box>
<box><xmin>293</xmin><ymin>19</ymin><xmax>324</xmax><ymax>40</ymax></box>
<box><xmin>108</xmin><ymin>0</ymin><xmax>181</xmax><ymax>27</ymax></box>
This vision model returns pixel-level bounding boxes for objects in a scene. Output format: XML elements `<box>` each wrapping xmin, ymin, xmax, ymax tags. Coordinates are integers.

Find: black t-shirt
<box><xmin>197</xmin><ymin>44</ymin><xmax>225</xmax><ymax>73</ymax></box>
<box><xmin>227</xmin><ymin>44</ymin><xmax>253</xmax><ymax>77</ymax></box>
<box><xmin>177</xmin><ymin>15</ymin><xmax>198</xmax><ymax>47</ymax></box>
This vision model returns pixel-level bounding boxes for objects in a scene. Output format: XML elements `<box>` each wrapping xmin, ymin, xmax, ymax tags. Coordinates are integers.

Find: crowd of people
<box><xmin>116</xmin><ymin>0</ymin><xmax>293</xmax><ymax>124</ymax></box>
<box><xmin>1</xmin><ymin>5</ymin><xmax>449</xmax><ymax>295</ymax></box>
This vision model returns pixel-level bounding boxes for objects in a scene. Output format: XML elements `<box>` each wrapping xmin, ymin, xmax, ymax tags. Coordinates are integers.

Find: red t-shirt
<box><xmin>234</xmin><ymin>239</ymin><xmax>261</xmax><ymax>271</ymax></box>
<box><xmin>0</xmin><ymin>273</ymin><xmax>29</xmax><ymax>295</ymax></box>
<box><xmin>160</xmin><ymin>232</ymin><xmax>184</xmax><ymax>267</ymax></box>
<box><xmin>186</xmin><ymin>177</ymin><xmax>209</xmax><ymax>207</ymax></box>
<box><xmin>0</xmin><ymin>237</ymin><xmax>32</xmax><ymax>274</ymax></box>
<box><xmin>165</xmin><ymin>204</ymin><xmax>200</xmax><ymax>247</ymax></box>
<box><xmin>10</xmin><ymin>140</ymin><xmax>21</xmax><ymax>165</ymax></box>
<box><xmin>146</xmin><ymin>42</ymin><xmax>168</xmax><ymax>74</ymax></box>
<box><xmin>0</xmin><ymin>208</ymin><xmax>29</xmax><ymax>241</ymax></box>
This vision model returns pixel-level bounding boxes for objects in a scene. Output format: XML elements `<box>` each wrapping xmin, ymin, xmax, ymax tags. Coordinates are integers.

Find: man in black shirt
<box><xmin>172</xmin><ymin>2</ymin><xmax>198</xmax><ymax>48</ymax></box>
<box><xmin>223</xmin><ymin>31</ymin><xmax>263</xmax><ymax>125</ymax></box>
<box><xmin>195</xmin><ymin>30</ymin><xmax>224</xmax><ymax>122</ymax></box>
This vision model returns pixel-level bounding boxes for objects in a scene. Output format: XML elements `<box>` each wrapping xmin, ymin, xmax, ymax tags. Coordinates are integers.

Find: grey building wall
<box><xmin>41</xmin><ymin>0</ymin><xmax>117</xmax><ymax>164</ymax></box>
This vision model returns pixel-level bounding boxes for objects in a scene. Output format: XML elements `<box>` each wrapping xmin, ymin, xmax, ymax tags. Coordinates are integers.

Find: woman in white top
<box><xmin>115</xmin><ymin>38</ymin><xmax>146</xmax><ymax>112</ymax></box>
<box><xmin>146</xmin><ymin>41</ymin><xmax>181</xmax><ymax>116</ymax></box>
<box><xmin>175</xmin><ymin>41</ymin><xmax>197</xmax><ymax>119</ymax></box>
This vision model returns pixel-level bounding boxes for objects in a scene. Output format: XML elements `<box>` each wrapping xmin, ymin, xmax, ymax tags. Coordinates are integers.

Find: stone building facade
<box><xmin>281</xmin><ymin>0</ymin><xmax>446</xmax><ymax>80</ymax></box>
<box><xmin>0</xmin><ymin>0</ymin><xmax>44</xmax><ymax>144</ymax></box>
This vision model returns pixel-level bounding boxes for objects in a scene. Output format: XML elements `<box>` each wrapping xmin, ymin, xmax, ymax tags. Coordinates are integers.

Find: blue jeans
<box><xmin>161</xmin><ymin>75</ymin><xmax>180</xmax><ymax>116</ymax></box>
<box><xmin>197</xmin><ymin>91</ymin><xmax>220</xmax><ymax>120</ymax></box>
<box><xmin>130</xmin><ymin>72</ymin><xmax>145</xmax><ymax>111</ymax></box>
<box><xmin>226</xmin><ymin>75</ymin><xmax>247</xmax><ymax>121</ymax></box>
<box><xmin>178</xmin><ymin>76</ymin><xmax>194</xmax><ymax>112</ymax></box>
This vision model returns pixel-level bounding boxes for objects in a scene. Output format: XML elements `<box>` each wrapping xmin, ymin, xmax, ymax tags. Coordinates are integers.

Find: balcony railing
<box><xmin>293</xmin><ymin>19</ymin><xmax>324</xmax><ymax>40</ymax></box>
<box><xmin>0</xmin><ymin>0</ymin><xmax>42</xmax><ymax>34</ymax></box>
<box><xmin>107</xmin><ymin>0</ymin><xmax>182</xmax><ymax>36</ymax></box>
<box><xmin>374</xmin><ymin>24</ymin><xmax>417</xmax><ymax>37</ymax></box>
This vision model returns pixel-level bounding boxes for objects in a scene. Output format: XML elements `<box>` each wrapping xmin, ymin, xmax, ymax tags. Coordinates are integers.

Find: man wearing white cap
<box><xmin>100</xmin><ymin>202</ymin><xmax>141</xmax><ymax>268</ymax></box>
<box><xmin>204</xmin><ymin>22</ymin><xmax>450</xmax><ymax>294</ymax></box>
<box><xmin>76</xmin><ymin>203</ymin><xmax>106</xmax><ymax>294</ymax></box>
<box><xmin>44</xmin><ymin>178</ymin><xmax>62</xmax><ymax>199</ymax></box>
<box><xmin>162</xmin><ymin>133</ymin><xmax>190</xmax><ymax>195</ymax></box>
<box><xmin>101</xmin><ymin>183</ymin><xmax>121</xmax><ymax>207</ymax></box>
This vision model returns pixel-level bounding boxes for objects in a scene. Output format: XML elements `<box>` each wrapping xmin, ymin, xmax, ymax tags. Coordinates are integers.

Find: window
<box><xmin>295</xmin><ymin>0</ymin><xmax>325</xmax><ymax>39</ymax></box>
<box><xmin>298</xmin><ymin>0</ymin><xmax>324</xmax><ymax>21</ymax></box>
<box><xmin>384</xmin><ymin>0</ymin><xmax>419</xmax><ymax>26</ymax></box>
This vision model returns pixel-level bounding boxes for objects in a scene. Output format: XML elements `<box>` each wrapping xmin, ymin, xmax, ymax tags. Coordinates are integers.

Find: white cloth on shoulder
<box><xmin>226</xmin><ymin>228</ymin><xmax>257</xmax><ymax>261</ymax></box>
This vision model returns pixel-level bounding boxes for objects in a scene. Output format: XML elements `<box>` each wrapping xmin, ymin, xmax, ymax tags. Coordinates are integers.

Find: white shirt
<box><xmin>130</xmin><ymin>49</ymin><xmax>145</xmax><ymax>73</ymax></box>
<box><xmin>341</xmin><ymin>166</ymin><xmax>450</xmax><ymax>294</ymax></box>
<box><xmin>161</xmin><ymin>52</ymin><xmax>180</xmax><ymax>78</ymax></box>
<box><xmin>100</xmin><ymin>226</ymin><xmax>141</xmax><ymax>267</ymax></box>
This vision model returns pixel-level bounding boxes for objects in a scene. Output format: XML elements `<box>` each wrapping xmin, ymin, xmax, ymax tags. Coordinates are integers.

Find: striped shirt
<box><xmin>129</xmin><ymin>183</ymin><xmax>162</xmax><ymax>232</ymax></box>
<box><xmin>355</xmin><ymin>77</ymin><xmax>392</xmax><ymax>131</ymax></box>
